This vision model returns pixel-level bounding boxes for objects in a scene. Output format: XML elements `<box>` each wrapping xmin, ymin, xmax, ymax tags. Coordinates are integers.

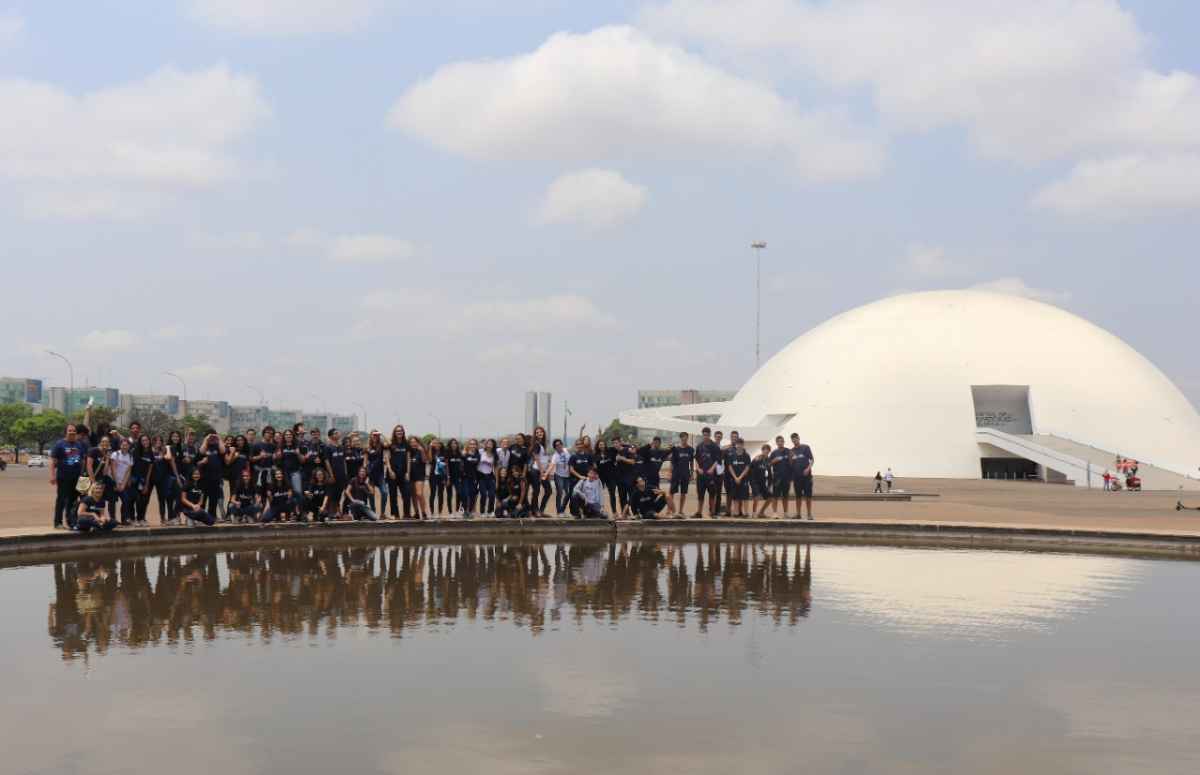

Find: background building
<box><xmin>186</xmin><ymin>400</ymin><xmax>232</xmax><ymax>434</ymax></box>
<box><xmin>524</xmin><ymin>392</ymin><xmax>538</xmax><ymax>432</ymax></box>
<box><xmin>230</xmin><ymin>405</ymin><xmax>268</xmax><ymax>433</ymax></box>
<box><xmin>523</xmin><ymin>390</ymin><xmax>554</xmax><ymax>432</ymax></box>
<box><xmin>632</xmin><ymin>389</ymin><xmax>736</xmax><ymax>442</ymax></box>
<box><xmin>331</xmin><ymin>414</ymin><xmax>357</xmax><ymax>434</ymax></box>
<box><xmin>622</xmin><ymin>291</ymin><xmax>1200</xmax><ymax>490</ymax></box>
<box><xmin>265</xmin><ymin>409</ymin><xmax>302</xmax><ymax>429</ymax></box>
<box><xmin>45</xmin><ymin>386</ymin><xmax>120</xmax><ymax>415</ymax></box>
<box><xmin>537</xmin><ymin>391</ymin><xmax>552</xmax><ymax>432</ymax></box>
<box><xmin>0</xmin><ymin>377</ymin><xmax>43</xmax><ymax>406</ymax></box>
<box><xmin>119</xmin><ymin>393</ymin><xmax>181</xmax><ymax>424</ymax></box>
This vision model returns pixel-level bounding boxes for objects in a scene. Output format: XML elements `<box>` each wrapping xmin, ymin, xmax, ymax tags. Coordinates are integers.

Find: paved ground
<box><xmin>4</xmin><ymin>464</ymin><xmax>1198</xmax><ymax>537</ymax></box>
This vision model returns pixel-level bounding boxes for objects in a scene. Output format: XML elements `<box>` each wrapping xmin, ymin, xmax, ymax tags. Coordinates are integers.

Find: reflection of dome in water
<box><xmin>817</xmin><ymin>546</ymin><xmax>1142</xmax><ymax>637</ymax></box>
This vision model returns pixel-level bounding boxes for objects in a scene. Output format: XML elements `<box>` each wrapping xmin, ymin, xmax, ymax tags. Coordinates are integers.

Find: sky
<box><xmin>1</xmin><ymin>0</ymin><xmax>1198</xmax><ymax>437</ymax></box>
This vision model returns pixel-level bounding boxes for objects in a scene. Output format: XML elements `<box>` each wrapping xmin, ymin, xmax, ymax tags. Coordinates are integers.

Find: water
<box><xmin>3</xmin><ymin>540</ymin><xmax>1198</xmax><ymax>774</ymax></box>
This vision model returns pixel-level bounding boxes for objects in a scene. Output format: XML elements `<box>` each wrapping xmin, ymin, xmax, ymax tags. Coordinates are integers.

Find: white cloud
<box><xmin>188</xmin><ymin>0</ymin><xmax>378</xmax><ymax>36</ymax></box>
<box><xmin>640</xmin><ymin>1</ymin><xmax>1200</xmax><ymax>166</ymax></box>
<box><xmin>0</xmin><ymin>64</ymin><xmax>269</xmax><ymax>220</ymax></box>
<box><xmin>1032</xmin><ymin>154</ymin><xmax>1200</xmax><ymax>217</ymax></box>
<box><xmin>329</xmin><ymin>234</ymin><xmax>417</xmax><ymax>263</ymax></box>
<box><xmin>903</xmin><ymin>243</ymin><xmax>959</xmax><ymax>277</ymax></box>
<box><xmin>79</xmin><ymin>329</ymin><xmax>141</xmax><ymax>353</ymax></box>
<box><xmin>153</xmin><ymin>325</ymin><xmax>230</xmax><ymax>341</ymax></box>
<box><xmin>970</xmin><ymin>277</ymin><xmax>1071</xmax><ymax>304</ymax></box>
<box><xmin>0</xmin><ymin>11</ymin><xmax>24</xmax><ymax>48</ymax></box>
<box><xmin>171</xmin><ymin>363</ymin><xmax>225</xmax><ymax>381</ymax></box>
<box><xmin>456</xmin><ymin>294</ymin><xmax>618</xmax><ymax>333</ymax></box>
<box><xmin>187</xmin><ymin>230</ymin><xmax>268</xmax><ymax>253</ymax></box>
<box><xmin>389</xmin><ymin>25</ymin><xmax>884</xmax><ymax>182</ymax></box>
<box><xmin>535</xmin><ymin>169</ymin><xmax>648</xmax><ymax>229</ymax></box>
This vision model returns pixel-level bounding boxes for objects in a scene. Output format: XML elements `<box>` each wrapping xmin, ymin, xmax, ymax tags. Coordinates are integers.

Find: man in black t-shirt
<box><xmin>323</xmin><ymin>429</ymin><xmax>349</xmax><ymax>517</ymax></box>
<box><xmin>694</xmin><ymin>427</ymin><xmax>721</xmax><ymax>518</ymax></box>
<box><xmin>666</xmin><ymin>432</ymin><xmax>694</xmax><ymax>517</ymax></box>
<box><xmin>768</xmin><ymin>436</ymin><xmax>793</xmax><ymax>517</ymax></box>
<box><xmin>638</xmin><ymin>437</ymin><xmax>669</xmax><ymax>489</ymax></box>
<box><xmin>789</xmin><ymin>432</ymin><xmax>815</xmax><ymax>520</ymax></box>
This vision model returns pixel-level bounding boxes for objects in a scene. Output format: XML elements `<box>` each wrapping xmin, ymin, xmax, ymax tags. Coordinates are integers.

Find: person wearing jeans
<box><xmin>50</xmin><ymin>424</ymin><xmax>87</xmax><ymax>529</ymax></box>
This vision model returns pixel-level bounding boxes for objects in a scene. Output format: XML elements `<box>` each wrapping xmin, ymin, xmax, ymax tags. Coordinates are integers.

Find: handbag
<box><xmin>76</xmin><ymin>476</ymin><xmax>93</xmax><ymax>495</ymax></box>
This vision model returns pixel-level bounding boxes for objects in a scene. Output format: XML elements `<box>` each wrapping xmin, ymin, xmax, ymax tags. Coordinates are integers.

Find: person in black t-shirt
<box><xmin>789</xmin><ymin>433</ymin><xmax>815</xmax><ymax>520</ymax></box>
<box><xmin>345</xmin><ymin>468</ymin><xmax>379</xmax><ymax>521</ymax></box>
<box><xmin>768</xmin><ymin>436</ymin><xmax>793</xmax><ymax>517</ymax></box>
<box><xmin>323</xmin><ymin>429</ymin><xmax>349</xmax><ymax>519</ymax></box>
<box><xmin>131</xmin><ymin>434</ymin><xmax>155</xmax><ymax>525</ymax></box>
<box><xmin>495</xmin><ymin>468</ymin><xmax>530</xmax><ymax>519</ymax></box>
<box><xmin>302</xmin><ymin>468</ymin><xmax>330</xmax><ymax>522</ymax></box>
<box><xmin>694</xmin><ymin>428</ymin><xmax>722</xmax><ymax>518</ymax></box>
<box><xmin>86</xmin><ymin>436</ymin><xmax>117</xmax><ymax>520</ymax></box>
<box><xmin>76</xmin><ymin>482</ymin><xmax>117</xmax><ymax>534</ymax></box>
<box><xmin>263</xmin><ymin>469</ymin><xmax>295</xmax><ymax>523</ymax></box>
<box><xmin>461</xmin><ymin>439</ymin><xmax>481</xmax><ymax>517</ymax></box>
<box><xmin>386</xmin><ymin>425</ymin><xmax>411</xmax><ymax>519</ymax></box>
<box><xmin>727</xmin><ymin>438</ymin><xmax>752</xmax><ymax>516</ymax></box>
<box><xmin>666</xmin><ymin>432</ymin><xmax>694</xmax><ymax>517</ymax></box>
<box><xmin>568</xmin><ymin>439</ymin><xmax>595</xmax><ymax>481</ymax></box>
<box><xmin>446</xmin><ymin>438</ymin><xmax>464</xmax><ymax>515</ymax></box>
<box><xmin>277</xmin><ymin>429</ymin><xmax>304</xmax><ymax>500</ymax></box>
<box><xmin>229</xmin><ymin>469</ymin><xmax>263</xmax><ymax>523</ymax></box>
<box><xmin>615</xmin><ymin>439</ymin><xmax>639</xmax><ymax>513</ymax></box>
<box><xmin>624</xmin><ymin>476</ymin><xmax>667</xmax><ymax>520</ymax></box>
<box><xmin>252</xmin><ymin>427</ymin><xmax>276</xmax><ymax>492</ymax></box>
<box><xmin>751</xmin><ymin>444</ymin><xmax>773</xmax><ymax>517</ymax></box>
<box><xmin>196</xmin><ymin>432</ymin><xmax>227</xmax><ymax>519</ymax></box>
<box><xmin>594</xmin><ymin>439</ymin><xmax>618</xmax><ymax>512</ymax></box>
<box><xmin>638</xmin><ymin>437</ymin><xmax>668</xmax><ymax>489</ymax></box>
<box><xmin>179</xmin><ymin>469</ymin><xmax>216</xmax><ymax>526</ymax></box>
<box><xmin>407</xmin><ymin>436</ymin><xmax>428</xmax><ymax>519</ymax></box>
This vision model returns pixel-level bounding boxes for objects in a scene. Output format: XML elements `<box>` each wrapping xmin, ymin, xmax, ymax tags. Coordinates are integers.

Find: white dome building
<box><xmin>622</xmin><ymin>291</ymin><xmax>1200</xmax><ymax>489</ymax></box>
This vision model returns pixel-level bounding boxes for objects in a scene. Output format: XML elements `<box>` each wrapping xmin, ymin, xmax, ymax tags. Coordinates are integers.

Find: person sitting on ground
<box><xmin>625</xmin><ymin>476</ymin><xmax>667</xmax><ymax>520</ymax></box>
<box><xmin>76</xmin><ymin>482</ymin><xmax>117</xmax><ymax>534</ymax></box>
<box><xmin>179</xmin><ymin>469</ymin><xmax>216</xmax><ymax>526</ymax></box>
<box><xmin>263</xmin><ymin>468</ymin><xmax>295</xmax><ymax>523</ymax></box>
<box><xmin>228</xmin><ymin>469</ymin><xmax>263</xmax><ymax>524</ymax></box>
<box><xmin>303</xmin><ymin>468</ymin><xmax>330</xmax><ymax>522</ymax></box>
<box><xmin>344</xmin><ymin>468</ymin><xmax>379</xmax><ymax>521</ymax></box>
<box><xmin>495</xmin><ymin>469</ymin><xmax>530</xmax><ymax>519</ymax></box>
<box><xmin>570</xmin><ymin>468</ymin><xmax>607</xmax><ymax>519</ymax></box>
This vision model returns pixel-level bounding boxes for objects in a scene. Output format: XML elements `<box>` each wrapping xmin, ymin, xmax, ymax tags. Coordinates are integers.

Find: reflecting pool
<box><xmin>3</xmin><ymin>541</ymin><xmax>1198</xmax><ymax>774</ymax></box>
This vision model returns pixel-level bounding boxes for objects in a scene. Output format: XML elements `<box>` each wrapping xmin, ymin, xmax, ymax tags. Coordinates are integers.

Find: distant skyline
<box><xmin>3</xmin><ymin>1</ymin><xmax>1198</xmax><ymax>437</ymax></box>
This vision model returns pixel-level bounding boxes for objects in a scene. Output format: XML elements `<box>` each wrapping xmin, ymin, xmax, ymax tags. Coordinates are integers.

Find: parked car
<box><xmin>27</xmin><ymin>455</ymin><xmax>47</xmax><ymax>468</ymax></box>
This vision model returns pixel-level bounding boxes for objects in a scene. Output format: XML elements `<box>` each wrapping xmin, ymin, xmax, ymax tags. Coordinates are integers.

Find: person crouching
<box><xmin>625</xmin><ymin>476</ymin><xmax>667</xmax><ymax>519</ymax></box>
<box><xmin>76</xmin><ymin>482</ymin><xmax>118</xmax><ymax>534</ymax></box>
<box><xmin>570</xmin><ymin>468</ymin><xmax>607</xmax><ymax>519</ymax></box>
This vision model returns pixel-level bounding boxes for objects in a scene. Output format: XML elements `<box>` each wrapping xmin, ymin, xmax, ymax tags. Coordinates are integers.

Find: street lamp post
<box><xmin>247</xmin><ymin>385</ymin><xmax>266</xmax><ymax>407</ymax></box>
<box><xmin>751</xmin><ymin>241</ymin><xmax>767</xmax><ymax>369</ymax></box>
<box><xmin>164</xmin><ymin>370</ymin><xmax>188</xmax><ymax>412</ymax></box>
<box><xmin>46</xmin><ymin>350</ymin><xmax>74</xmax><ymax>414</ymax></box>
<box><xmin>428</xmin><ymin>412</ymin><xmax>442</xmax><ymax>437</ymax></box>
<box><xmin>563</xmin><ymin>401</ymin><xmax>573</xmax><ymax>442</ymax></box>
<box><xmin>353</xmin><ymin>402</ymin><xmax>367</xmax><ymax>433</ymax></box>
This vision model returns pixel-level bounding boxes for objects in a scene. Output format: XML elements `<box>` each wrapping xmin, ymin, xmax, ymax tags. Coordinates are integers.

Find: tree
<box><xmin>14</xmin><ymin>410</ymin><xmax>68</xmax><ymax>455</ymax></box>
<box><xmin>73</xmin><ymin>404</ymin><xmax>118</xmax><ymax>432</ymax></box>
<box><xmin>420</xmin><ymin>433</ymin><xmax>438</xmax><ymax>446</ymax></box>
<box><xmin>0</xmin><ymin>403</ymin><xmax>34</xmax><ymax>461</ymax></box>
<box><xmin>181</xmin><ymin>414</ymin><xmax>213</xmax><ymax>436</ymax></box>
<box><xmin>601</xmin><ymin>417</ymin><xmax>639</xmax><ymax>443</ymax></box>
<box><xmin>127</xmin><ymin>409</ymin><xmax>179</xmax><ymax>440</ymax></box>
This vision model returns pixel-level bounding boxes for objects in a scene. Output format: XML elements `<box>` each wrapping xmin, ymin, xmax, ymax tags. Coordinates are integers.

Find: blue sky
<box><xmin>2</xmin><ymin>0</ymin><xmax>1198</xmax><ymax>436</ymax></box>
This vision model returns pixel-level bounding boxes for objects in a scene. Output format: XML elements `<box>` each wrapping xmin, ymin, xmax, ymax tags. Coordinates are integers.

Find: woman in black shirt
<box><xmin>346</xmin><ymin>432</ymin><xmax>365</xmax><ymax>482</ymax></box>
<box><xmin>428</xmin><ymin>439</ymin><xmax>447</xmax><ymax>516</ymax></box>
<box><xmin>446</xmin><ymin>438</ymin><xmax>464</xmax><ymax>515</ymax></box>
<box><xmin>277</xmin><ymin>429</ymin><xmax>304</xmax><ymax>500</ymax></box>
<box><xmin>179</xmin><ymin>469</ymin><xmax>216</xmax><ymax>526</ymax></box>
<box><xmin>132</xmin><ymin>434</ymin><xmax>155</xmax><ymax>525</ymax></box>
<box><xmin>407</xmin><ymin>436</ymin><xmax>428</xmax><ymax>519</ymax></box>
<box><xmin>150</xmin><ymin>436</ymin><xmax>179</xmax><ymax>525</ymax></box>
<box><xmin>263</xmin><ymin>469</ymin><xmax>294</xmax><ymax>523</ymax></box>
<box><xmin>303</xmin><ymin>468</ymin><xmax>330</xmax><ymax>522</ymax></box>
<box><xmin>224</xmin><ymin>435</ymin><xmax>250</xmax><ymax>511</ymax></box>
<box><xmin>462</xmin><ymin>439</ymin><xmax>481</xmax><ymax>518</ymax></box>
<box><xmin>76</xmin><ymin>482</ymin><xmax>118</xmax><ymax>533</ymax></box>
<box><xmin>508</xmin><ymin>432</ymin><xmax>530</xmax><ymax>505</ymax></box>
<box><xmin>595</xmin><ymin>440</ymin><xmax>619</xmax><ymax>513</ymax></box>
<box><xmin>229</xmin><ymin>469</ymin><xmax>262</xmax><ymax>523</ymax></box>
<box><xmin>366</xmin><ymin>431</ymin><xmax>387</xmax><ymax>515</ymax></box>
<box><xmin>344</xmin><ymin>468</ymin><xmax>378</xmax><ymax>521</ymax></box>
<box><xmin>86</xmin><ymin>436</ymin><xmax>117</xmax><ymax>520</ymax></box>
<box><xmin>386</xmin><ymin>425</ymin><xmax>410</xmax><ymax>519</ymax></box>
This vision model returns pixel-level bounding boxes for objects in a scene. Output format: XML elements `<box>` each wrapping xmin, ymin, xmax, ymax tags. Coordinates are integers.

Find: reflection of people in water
<box><xmin>45</xmin><ymin>541</ymin><xmax>817</xmax><ymax>658</ymax></box>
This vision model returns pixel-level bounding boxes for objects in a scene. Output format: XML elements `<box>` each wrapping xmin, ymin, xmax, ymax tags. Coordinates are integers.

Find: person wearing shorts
<box><xmin>726</xmin><ymin>438</ymin><xmax>752</xmax><ymax>516</ymax></box>
<box><xmin>667</xmin><ymin>432</ymin><xmax>694</xmax><ymax>517</ymax></box>
<box><xmin>789</xmin><ymin>433</ymin><xmax>815</xmax><ymax>520</ymax></box>
<box><xmin>751</xmin><ymin>444</ymin><xmax>772</xmax><ymax>516</ymax></box>
<box><xmin>768</xmin><ymin>436</ymin><xmax>792</xmax><ymax>517</ymax></box>
<box><xmin>694</xmin><ymin>428</ymin><xmax>721</xmax><ymax>518</ymax></box>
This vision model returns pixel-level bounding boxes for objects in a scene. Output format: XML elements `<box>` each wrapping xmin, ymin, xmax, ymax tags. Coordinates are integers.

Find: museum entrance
<box><xmin>980</xmin><ymin>457</ymin><xmax>1039</xmax><ymax>480</ymax></box>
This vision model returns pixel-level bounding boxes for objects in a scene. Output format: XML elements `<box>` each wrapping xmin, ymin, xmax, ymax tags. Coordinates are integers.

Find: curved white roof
<box><xmin>716</xmin><ymin>290</ymin><xmax>1200</xmax><ymax>479</ymax></box>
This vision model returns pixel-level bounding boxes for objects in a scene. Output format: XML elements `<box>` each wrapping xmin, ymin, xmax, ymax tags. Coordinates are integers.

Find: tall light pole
<box><xmin>353</xmin><ymin>402</ymin><xmax>367</xmax><ymax>432</ymax></box>
<box><xmin>751</xmin><ymin>241</ymin><xmax>767</xmax><ymax>369</ymax></box>
<box><xmin>563</xmin><ymin>401</ymin><xmax>573</xmax><ymax>442</ymax></box>
<box><xmin>247</xmin><ymin>384</ymin><xmax>266</xmax><ymax>407</ymax></box>
<box><xmin>164</xmin><ymin>370</ymin><xmax>188</xmax><ymax>412</ymax></box>
<box><xmin>428</xmin><ymin>411</ymin><xmax>442</xmax><ymax>437</ymax></box>
<box><xmin>46</xmin><ymin>350</ymin><xmax>74</xmax><ymax>414</ymax></box>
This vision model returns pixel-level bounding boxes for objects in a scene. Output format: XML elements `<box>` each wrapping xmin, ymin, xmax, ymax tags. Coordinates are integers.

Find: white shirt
<box><xmin>111</xmin><ymin>451</ymin><xmax>133</xmax><ymax>483</ymax></box>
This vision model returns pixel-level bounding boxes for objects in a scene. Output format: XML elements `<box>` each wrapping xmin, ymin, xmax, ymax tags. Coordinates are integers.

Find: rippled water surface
<box><xmin>3</xmin><ymin>540</ymin><xmax>1198</xmax><ymax>774</ymax></box>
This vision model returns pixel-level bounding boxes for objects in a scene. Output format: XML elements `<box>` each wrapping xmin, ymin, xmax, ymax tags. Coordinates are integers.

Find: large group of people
<box><xmin>48</xmin><ymin>415</ymin><xmax>817</xmax><ymax>532</ymax></box>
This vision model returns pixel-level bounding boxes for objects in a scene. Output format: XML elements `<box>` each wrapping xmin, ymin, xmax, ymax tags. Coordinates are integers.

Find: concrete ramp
<box><xmin>976</xmin><ymin>428</ymin><xmax>1200</xmax><ymax>491</ymax></box>
<box><xmin>1029</xmin><ymin>433</ymin><xmax>1200</xmax><ymax>492</ymax></box>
